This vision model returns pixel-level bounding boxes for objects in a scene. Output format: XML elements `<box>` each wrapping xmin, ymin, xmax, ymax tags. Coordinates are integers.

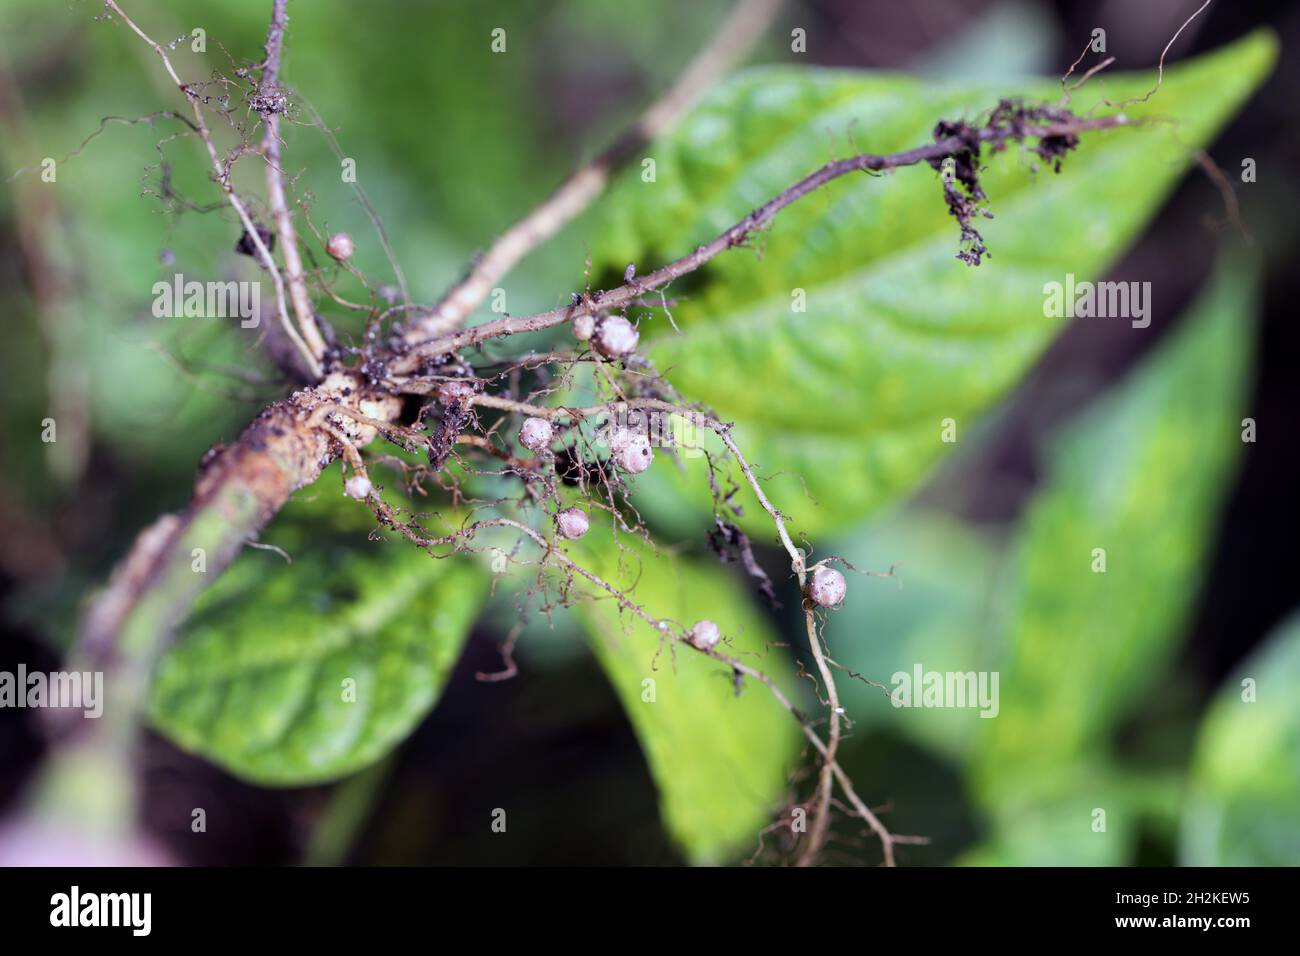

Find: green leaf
<box><xmin>958</xmin><ymin>766</ymin><xmax>1136</xmax><ymax>866</ymax></box>
<box><xmin>1181</xmin><ymin>610</ymin><xmax>1300</xmax><ymax>865</ymax></box>
<box><xmin>973</xmin><ymin>264</ymin><xmax>1255</xmax><ymax>795</ymax></box>
<box><xmin>591</xmin><ymin>32</ymin><xmax>1275</xmax><ymax>538</ymax></box>
<box><xmin>148</xmin><ymin>491</ymin><xmax>488</xmax><ymax>786</ymax></box>
<box><xmin>570</xmin><ymin>536</ymin><xmax>799</xmax><ymax>863</ymax></box>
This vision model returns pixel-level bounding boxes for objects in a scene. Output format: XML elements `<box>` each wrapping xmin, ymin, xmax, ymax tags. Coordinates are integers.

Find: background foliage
<box><xmin>1</xmin><ymin>0</ymin><xmax>1296</xmax><ymax>866</ymax></box>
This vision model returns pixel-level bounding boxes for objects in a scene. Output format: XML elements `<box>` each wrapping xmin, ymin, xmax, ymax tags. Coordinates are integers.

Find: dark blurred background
<box><xmin>1</xmin><ymin>0</ymin><xmax>1296</xmax><ymax>865</ymax></box>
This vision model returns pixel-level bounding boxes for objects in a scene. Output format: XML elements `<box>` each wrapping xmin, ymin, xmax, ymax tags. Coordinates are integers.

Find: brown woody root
<box><xmin>80</xmin><ymin>373</ymin><xmax>400</xmax><ymax>673</ymax></box>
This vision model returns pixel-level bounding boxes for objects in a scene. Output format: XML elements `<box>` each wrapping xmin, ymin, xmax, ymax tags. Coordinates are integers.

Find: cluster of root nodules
<box><xmin>929</xmin><ymin>98</ymin><xmax>1083</xmax><ymax>266</ymax></box>
<box><xmin>360</xmin><ymin>302</ymin><xmax>755</xmax><ymax>625</ymax></box>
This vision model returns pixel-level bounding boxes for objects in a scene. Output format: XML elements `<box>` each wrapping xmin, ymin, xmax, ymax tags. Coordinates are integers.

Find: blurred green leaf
<box><xmin>951</xmin><ymin>265</ymin><xmax>1257</xmax><ymax>866</ymax></box>
<box><xmin>148</xmin><ymin>490</ymin><xmax>489</xmax><ymax>785</ymax></box>
<box><xmin>590</xmin><ymin>32</ymin><xmax>1275</xmax><ymax>538</ymax></box>
<box><xmin>571</xmin><ymin>535</ymin><xmax>799</xmax><ymax>863</ymax></box>
<box><xmin>1181</xmin><ymin>610</ymin><xmax>1300</xmax><ymax>865</ymax></box>
<box><xmin>958</xmin><ymin>765</ymin><xmax>1136</xmax><ymax>866</ymax></box>
<box><xmin>974</xmin><ymin>266</ymin><xmax>1254</xmax><ymax>791</ymax></box>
